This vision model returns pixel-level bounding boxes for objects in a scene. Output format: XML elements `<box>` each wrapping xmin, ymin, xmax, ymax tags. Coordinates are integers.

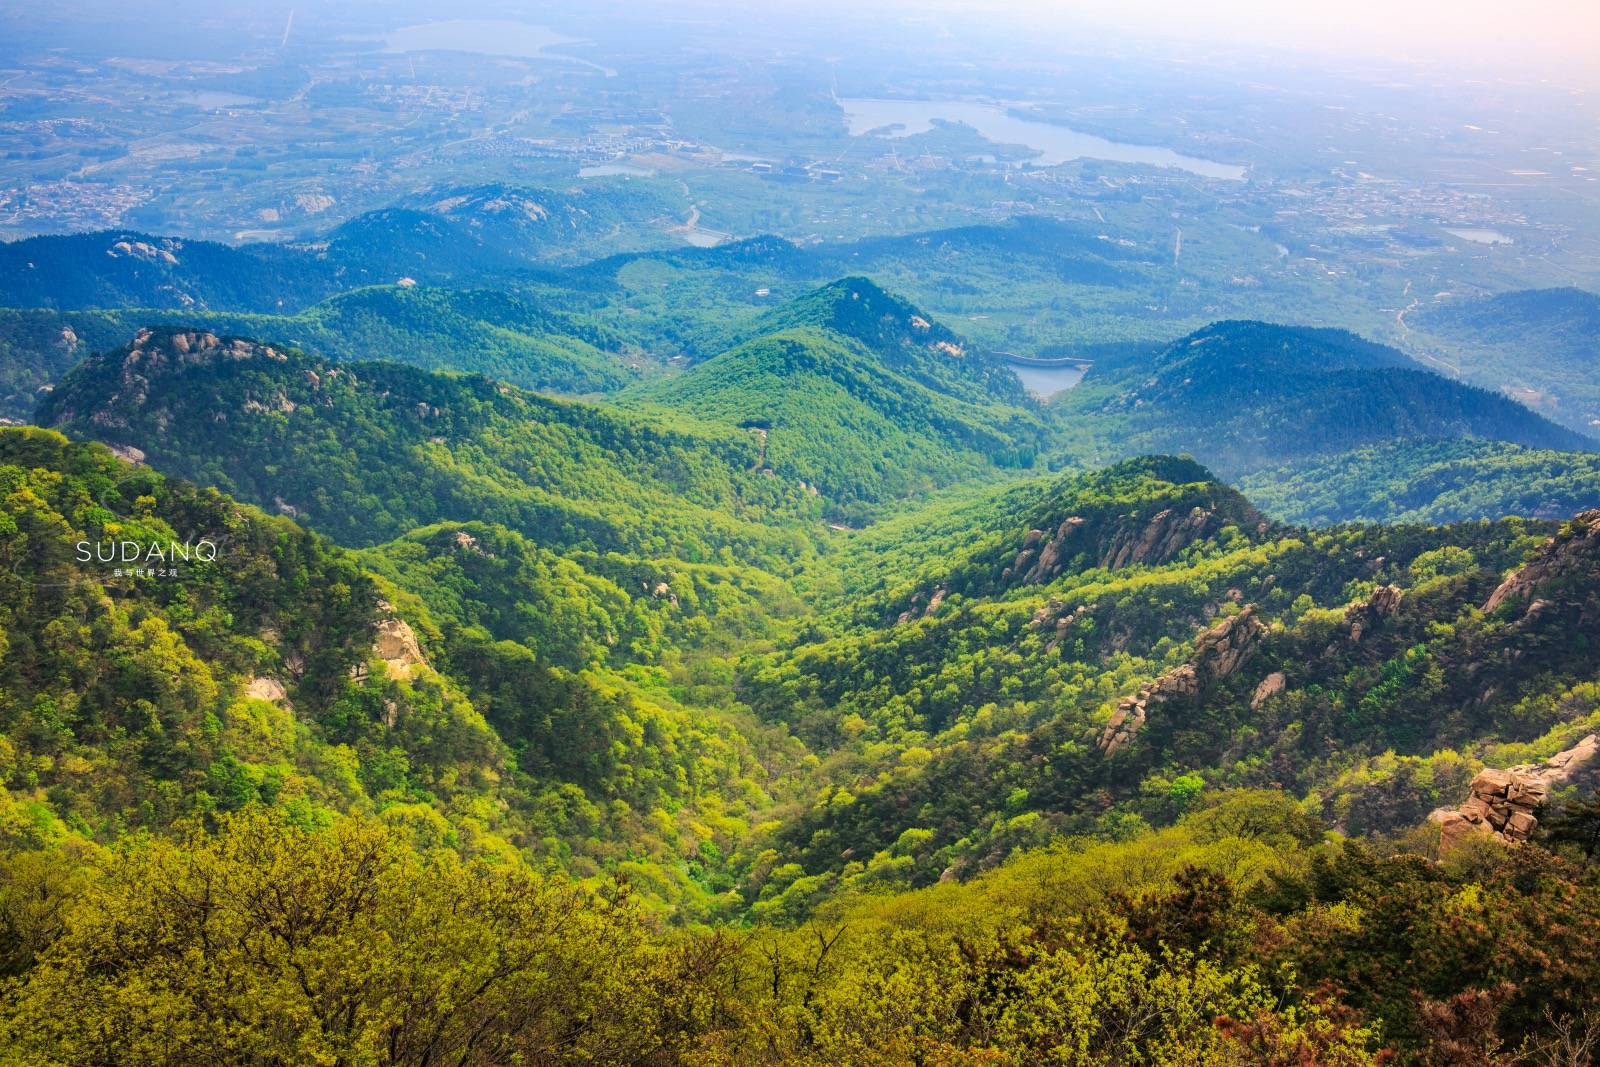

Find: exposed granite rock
<box><xmin>352</xmin><ymin>602</ymin><xmax>430</xmax><ymax>682</ymax></box>
<box><xmin>1485</xmin><ymin>510</ymin><xmax>1600</xmax><ymax>614</ymax></box>
<box><xmin>54</xmin><ymin>329</ymin><xmax>290</xmax><ymax>429</ymax></box>
<box><xmin>895</xmin><ymin>585</ymin><xmax>949</xmax><ymax>624</ymax></box>
<box><xmin>1005</xmin><ymin>505</ymin><xmax>1226</xmax><ymax>587</ymax></box>
<box><xmin>244</xmin><ymin>676</ymin><xmax>291</xmax><ymax>707</ymax></box>
<box><xmin>1102</xmin><ymin>506</ymin><xmax>1219</xmax><ymax>572</ymax></box>
<box><xmin>1346</xmin><ymin>584</ymin><xmax>1402</xmax><ymax>643</ymax></box>
<box><xmin>1099</xmin><ymin>608</ymin><xmax>1265</xmax><ymax>755</ymax></box>
<box><xmin>1251</xmin><ymin>671</ymin><xmax>1287</xmax><ymax>710</ymax></box>
<box><xmin>1430</xmin><ymin>733</ymin><xmax>1599</xmax><ymax>848</ymax></box>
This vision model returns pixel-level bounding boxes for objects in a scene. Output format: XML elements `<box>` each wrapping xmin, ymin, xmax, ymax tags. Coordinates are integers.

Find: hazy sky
<box><xmin>948</xmin><ymin>0</ymin><xmax>1600</xmax><ymax>81</ymax></box>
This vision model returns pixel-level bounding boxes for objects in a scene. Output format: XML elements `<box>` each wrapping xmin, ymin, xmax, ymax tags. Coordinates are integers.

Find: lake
<box><xmin>1445</xmin><ymin>227</ymin><xmax>1513</xmax><ymax>246</ymax></box>
<box><xmin>1009</xmin><ymin>362</ymin><xmax>1086</xmax><ymax>398</ymax></box>
<box><xmin>839</xmin><ymin>98</ymin><xmax>1246</xmax><ymax>181</ymax></box>
<box><xmin>383</xmin><ymin>20</ymin><xmax>615</xmax><ymax>75</ymax></box>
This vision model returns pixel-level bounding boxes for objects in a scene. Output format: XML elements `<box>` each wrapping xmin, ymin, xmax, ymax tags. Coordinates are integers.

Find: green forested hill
<box><xmin>721</xmin><ymin>277</ymin><xmax>1031</xmax><ymax>405</ymax></box>
<box><xmin>1051</xmin><ymin>319</ymin><xmax>1595</xmax><ymax>480</ymax></box>
<box><xmin>621</xmin><ymin>282</ymin><xmax>1050</xmax><ymax>513</ymax></box>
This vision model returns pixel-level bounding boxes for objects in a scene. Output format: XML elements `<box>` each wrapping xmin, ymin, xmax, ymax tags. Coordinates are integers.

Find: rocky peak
<box><xmin>41</xmin><ymin>329</ymin><xmax>301</xmax><ymax>430</ymax></box>
<box><xmin>353</xmin><ymin>602</ymin><xmax>430</xmax><ymax>683</ymax></box>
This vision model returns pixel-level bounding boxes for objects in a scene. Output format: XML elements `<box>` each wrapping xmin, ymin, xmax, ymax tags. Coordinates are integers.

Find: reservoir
<box><xmin>1445</xmin><ymin>227</ymin><xmax>1513</xmax><ymax>245</ymax></box>
<box><xmin>839</xmin><ymin>98</ymin><xmax>1246</xmax><ymax>181</ymax></box>
<box><xmin>1008</xmin><ymin>362</ymin><xmax>1087</xmax><ymax>399</ymax></box>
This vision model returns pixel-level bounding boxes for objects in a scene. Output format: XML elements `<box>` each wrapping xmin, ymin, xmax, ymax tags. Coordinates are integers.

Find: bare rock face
<box><xmin>1346</xmin><ymin>584</ymin><xmax>1402</xmax><ymax>643</ymax></box>
<box><xmin>1251</xmin><ymin>671</ymin><xmax>1287</xmax><ymax>710</ymax></box>
<box><xmin>1100</xmin><ymin>608</ymin><xmax>1265</xmax><ymax>755</ymax></box>
<box><xmin>358</xmin><ymin>602</ymin><xmax>429</xmax><ymax>681</ymax></box>
<box><xmin>1485</xmin><ymin>510</ymin><xmax>1600</xmax><ymax>614</ymax></box>
<box><xmin>245</xmin><ymin>676</ymin><xmax>291</xmax><ymax>707</ymax></box>
<box><xmin>1101</xmin><ymin>506</ymin><xmax>1220</xmax><ymax>572</ymax></box>
<box><xmin>894</xmin><ymin>585</ymin><xmax>950</xmax><ymax>624</ymax></box>
<box><xmin>1430</xmin><ymin>733</ymin><xmax>1599</xmax><ymax>848</ymax></box>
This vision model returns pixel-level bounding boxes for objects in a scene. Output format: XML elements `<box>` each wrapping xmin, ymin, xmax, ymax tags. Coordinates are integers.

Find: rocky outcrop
<box><xmin>373</xmin><ymin>615</ymin><xmax>428</xmax><ymax>680</ymax></box>
<box><xmin>1430</xmin><ymin>734</ymin><xmax>1599</xmax><ymax>848</ymax></box>
<box><xmin>1485</xmin><ymin>510</ymin><xmax>1600</xmax><ymax>614</ymax></box>
<box><xmin>352</xmin><ymin>603</ymin><xmax>430</xmax><ymax>682</ymax></box>
<box><xmin>245</xmin><ymin>676</ymin><xmax>291</xmax><ymax>707</ymax></box>
<box><xmin>1004</xmin><ymin>505</ymin><xmax>1226</xmax><ymax>587</ymax></box>
<box><xmin>1031</xmin><ymin>599</ymin><xmax>1091</xmax><ymax>653</ymax></box>
<box><xmin>894</xmin><ymin>585</ymin><xmax>949</xmax><ymax>624</ymax></box>
<box><xmin>1100</xmin><ymin>608</ymin><xmax>1266</xmax><ymax>755</ymax></box>
<box><xmin>1346</xmin><ymin>584</ymin><xmax>1402</xmax><ymax>643</ymax></box>
<box><xmin>55</xmin><ymin>329</ymin><xmax>290</xmax><ymax>429</ymax></box>
<box><xmin>1251</xmin><ymin>671</ymin><xmax>1286</xmax><ymax>710</ymax></box>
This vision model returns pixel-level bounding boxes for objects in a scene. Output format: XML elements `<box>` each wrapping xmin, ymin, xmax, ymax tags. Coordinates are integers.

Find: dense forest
<box><xmin>3</xmin><ymin>198</ymin><xmax>1600</xmax><ymax>1061</ymax></box>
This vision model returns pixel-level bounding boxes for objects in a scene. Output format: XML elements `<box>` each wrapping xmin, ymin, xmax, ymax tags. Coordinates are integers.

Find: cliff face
<box><xmin>1099</xmin><ymin>608</ymin><xmax>1266</xmax><ymax>755</ymax></box>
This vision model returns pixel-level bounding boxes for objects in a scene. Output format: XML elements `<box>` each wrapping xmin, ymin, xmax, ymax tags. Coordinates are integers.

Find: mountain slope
<box><xmin>741</xmin><ymin>455</ymin><xmax>1600</xmax><ymax>904</ymax></box>
<box><xmin>1240</xmin><ymin>438</ymin><xmax>1600</xmax><ymax>525</ymax></box>
<box><xmin>623</xmin><ymin>323</ymin><xmax>1044</xmax><ymax>512</ymax></box>
<box><xmin>0</xmin><ymin>286</ymin><xmax>634</xmax><ymax>414</ymax></box>
<box><xmin>0</xmin><ymin>230</ymin><xmax>339</xmax><ymax>313</ymax></box>
<box><xmin>1410</xmin><ymin>287</ymin><xmax>1600</xmax><ymax>433</ymax></box>
<box><xmin>723</xmin><ymin>277</ymin><xmax>1029</xmax><ymax>405</ymax></box>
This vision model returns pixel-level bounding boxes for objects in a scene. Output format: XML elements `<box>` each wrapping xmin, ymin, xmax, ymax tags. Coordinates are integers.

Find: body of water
<box><xmin>383</xmin><ymin>20</ymin><xmax>615</xmax><ymax>75</ymax></box>
<box><xmin>839</xmin><ymin>98</ymin><xmax>1246</xmax><ymax>181</ymax></box>
<box><xmin>1445</xmin><ymin>227</ymin><xmax>1513</xmax><ymax>245</ymax></box>
<box><xmin>176</xmin><ymin>91</ymin><xmax>261</xmax><ymax>109</ymax></box>
<box><xmin>579</xmin><ymin>164</ymin><xmax>656</xmax><ymax>179</ymax></box>
<box><xmin>1009</xmin><ymin>362</ymin><xmax>1086</xmax><ymax>398</ymax></box>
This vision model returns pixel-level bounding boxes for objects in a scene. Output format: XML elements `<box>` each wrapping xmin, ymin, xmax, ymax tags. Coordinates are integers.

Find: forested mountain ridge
<box><xmin>735</xmin><ymin>456</ymin><xmax>1600</xmax><ymax>913</ymax></box>
<box><xmin>0</xmin><ymin>286</ymin><xmax>634</xmax><ymax>415</ymax></box>
<box><xmin>1240</xmin><ymin>437</ymin><xmax>1600</xmax><ymax>525</ymax></box>
<box><xmin>721</xmin><ymin>276</ymin><xmax>1031</xmax><ymax>405</ymax></box>
<box><xmin>38</xmin><ymin>327</ymin><xmax>821</xmax><ymax>561</ymax></box>
<box><xmin>1052</xmin><ymin>319</ymin><xmax>1595</xmax><ymax>479</ymax></box>
<box><xmin>0</xmin><ymin>230</ymin><xmax>340</xmax><ymax>313</ymax></box>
